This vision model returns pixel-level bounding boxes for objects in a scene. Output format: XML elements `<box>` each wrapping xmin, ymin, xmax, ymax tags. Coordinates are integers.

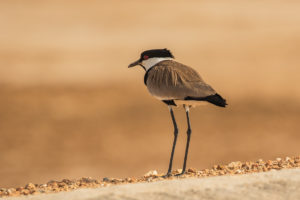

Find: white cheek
<box><xmin>142</xmin><ymin>57</ymin><xmax>173</xmax><ymax>71</ymax></box>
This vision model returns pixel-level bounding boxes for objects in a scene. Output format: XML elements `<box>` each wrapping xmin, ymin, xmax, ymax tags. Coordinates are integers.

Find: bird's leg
<box><xmin>165</xmin><ymin>106</ymin><xmax>179</xmax><ymax>177</ymax></box>
<box><xmin>177</xmin><ymin>105</ymin><xmax>192</xmax><ymax>176</ymax></box>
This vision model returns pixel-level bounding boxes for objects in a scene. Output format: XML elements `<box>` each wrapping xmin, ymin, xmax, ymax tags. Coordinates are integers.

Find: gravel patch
<box><xmin>6</xmin><ymin>168</ymin><xmax>300</xmax><ymax>200</ymax></box>
<box><xmin>1</xmin><ymin>156</ymin><xmax>299</xmax><ymax>198</ymax></box>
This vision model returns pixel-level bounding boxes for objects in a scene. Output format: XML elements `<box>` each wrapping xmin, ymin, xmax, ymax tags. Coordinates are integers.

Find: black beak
<box><xmin>128</xmin><ymin>59</ymin><xmax>141</xmax><ymax>68</ymax></box>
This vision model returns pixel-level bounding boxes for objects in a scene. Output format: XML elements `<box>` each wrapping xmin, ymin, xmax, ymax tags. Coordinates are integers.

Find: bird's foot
<box><xmin>162</xmin><ymin>172</ymin><xmax>173</xmax><ymax>178</ymax></box>
<box><xmin>174</xmin><ymin>171</ymin><xmax>186</xmax><ymax>177</ymax></box>
<box><xmin>162</xmin><ymin>170</ymin><xmax>186</xmax><ymax>178</ymax></box>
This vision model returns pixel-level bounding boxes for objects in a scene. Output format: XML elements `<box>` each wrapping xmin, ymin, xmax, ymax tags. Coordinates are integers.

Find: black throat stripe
<box><xmin>143</xmin><ymin>67</ymin><xmax>155</xmax><ymax>85</ymax></box>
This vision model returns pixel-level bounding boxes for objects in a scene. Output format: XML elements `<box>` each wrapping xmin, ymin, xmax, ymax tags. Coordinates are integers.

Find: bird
<box><xmin>128</xmin><ymin>48</ymin><xmax>227</xmax><ymax>176</ymax></box>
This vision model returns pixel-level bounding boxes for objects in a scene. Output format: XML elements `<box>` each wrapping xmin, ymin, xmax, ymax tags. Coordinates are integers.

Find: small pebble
<box><xmin>144</xmin><ymin>170</ymin><xmax>158</xmax><ymax>177</ymax></box>
<box><xmin>25</xmin><ymin>183</ymin><xmax>35</xmax><ymax>190</ymax></box>
<box><xmin>102</xmin><ymin>177</ymin><xmax>110</xmax><ymax>182</ymax></box>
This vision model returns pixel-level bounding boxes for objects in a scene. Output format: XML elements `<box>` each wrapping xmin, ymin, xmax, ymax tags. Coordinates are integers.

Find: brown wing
<box><xmin>146</xmin><ymin>60</ymin><xmax>216</xmax><ymax>100</ymax></box>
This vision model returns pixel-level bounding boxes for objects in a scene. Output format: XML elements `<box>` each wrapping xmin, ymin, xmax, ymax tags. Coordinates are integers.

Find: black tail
<box><xmin>185</xmin><ymin>93</ymin><xmax>227</xmax><ymax>107</ymax></box>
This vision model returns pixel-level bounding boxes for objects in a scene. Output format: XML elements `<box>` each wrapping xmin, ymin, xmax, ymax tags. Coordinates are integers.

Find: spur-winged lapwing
<box><xmin>128</xmin><ymin>48</ymin><xmax>227</xmax><ymax>176</ymax></box>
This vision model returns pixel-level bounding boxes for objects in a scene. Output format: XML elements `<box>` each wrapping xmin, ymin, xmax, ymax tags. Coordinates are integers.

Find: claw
<box><xmin>162</xmin><ymin>173</ymin><xmax>173</xmax><ymax>178</ymax></box>
<box><xmin>175</xmin><ymin>171</ymin><xmax>186</xmax><ymax>177</ymax></box>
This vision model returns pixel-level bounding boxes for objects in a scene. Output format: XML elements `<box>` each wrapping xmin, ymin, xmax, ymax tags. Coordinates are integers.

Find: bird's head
<box><xmin>128</xmin><ymin>48</ymin><xmax>174</xmax><ymax>70</ymax></box>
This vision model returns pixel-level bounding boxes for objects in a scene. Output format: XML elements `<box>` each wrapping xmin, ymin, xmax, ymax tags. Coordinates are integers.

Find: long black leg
<box><xmin>166</xmin><ymin>106</ymin><xmax>179</xmax><ymax>176</ymax></box>
<box><xmin>179</xmin><ymin>105</ymin><xmax>192</xmax><ymax>175</ymax></box>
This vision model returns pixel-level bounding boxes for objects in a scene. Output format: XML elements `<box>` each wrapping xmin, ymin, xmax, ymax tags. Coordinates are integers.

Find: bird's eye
<box><xmin>143</xmin><ymin>55</ymin><xmax>149</xmax><ymax>60</ymax></box>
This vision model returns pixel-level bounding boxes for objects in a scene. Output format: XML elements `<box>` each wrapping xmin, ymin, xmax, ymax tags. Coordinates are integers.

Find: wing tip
<box><xmin>185</xmin><ymin>93</ymin><xmax>228</xmax><ymax>108</ymax></box>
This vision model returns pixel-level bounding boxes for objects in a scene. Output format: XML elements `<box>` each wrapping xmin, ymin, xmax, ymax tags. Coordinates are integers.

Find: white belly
<box><xmin>152</xmin><ymin>94</ymin><xmax>208</xmax><ymax>107</ymax></box>
<box><xmin>174</xmin><ymin>100</ymin><xmax>208</xmax><ymax>107</ymax></box>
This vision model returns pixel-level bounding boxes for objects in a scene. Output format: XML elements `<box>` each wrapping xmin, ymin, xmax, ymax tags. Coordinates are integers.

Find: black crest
<box><xmin>140</xmin><ymin>48</ymin><xmax>174</xmax><ymax>60</ymax></box>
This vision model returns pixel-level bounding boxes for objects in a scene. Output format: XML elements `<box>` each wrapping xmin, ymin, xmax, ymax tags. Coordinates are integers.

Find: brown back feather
<box><xmin>146</xmin><ymin>60</ymin><xmax>216</xmax><ymax>100</ymax></box>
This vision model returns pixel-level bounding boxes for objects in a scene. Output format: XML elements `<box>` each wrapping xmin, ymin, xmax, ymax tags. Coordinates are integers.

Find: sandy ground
<box><xmin>7</xmin><ymin>169</ymin><xmax>300</xmax><ymax>200</ymax></box>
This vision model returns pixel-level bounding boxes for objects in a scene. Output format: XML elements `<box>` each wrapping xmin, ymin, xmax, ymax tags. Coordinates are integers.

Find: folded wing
<box><xmin>145</xmin><ymin>60</ymin><xmax>227</xmax><ymax>107</ymax></box>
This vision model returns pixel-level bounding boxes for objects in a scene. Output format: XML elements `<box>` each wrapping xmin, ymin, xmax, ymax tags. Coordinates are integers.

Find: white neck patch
<box><xmin>142</xmin><ymin>57</ymin><xmax>173</xmax><ymax>71</ymax></box>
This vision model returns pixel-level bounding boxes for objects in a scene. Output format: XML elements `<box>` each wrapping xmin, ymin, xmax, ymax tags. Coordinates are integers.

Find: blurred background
<box><xmin>0</xmin><ymin>0</ymin><xmax>300</xmax><ymax>187</ymax></box>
